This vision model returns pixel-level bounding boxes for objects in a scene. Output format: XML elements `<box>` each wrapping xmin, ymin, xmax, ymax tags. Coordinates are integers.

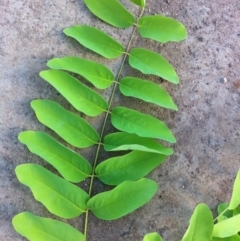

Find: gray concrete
<box><xmin>1</xmin><ymin>0</ymin><xmax>240</xmax><ymax>240</ymax></box>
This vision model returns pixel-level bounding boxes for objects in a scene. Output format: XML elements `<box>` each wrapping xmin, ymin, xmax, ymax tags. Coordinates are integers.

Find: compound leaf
<box><xmin>111</xmin><ymin>106</ymin><xmax>176</xmax><ymax>143</ymax></box>
<box><xmin>95</xmin><ymin>150</ymin><xmax>166</xmax><ymax>185</ymax></box>
<box><xmin>212</xmin><ymin>235</ymin><xmax>240</xmax><ymax>241</ymax></box>
<box><xmin>129</xmin><ymin>48</ymin><xmax>179</xmax><ymax>84</ymax></box>
<box><xmin>143</xmin><ymin>232</ymin><xmax>163</xmax><ymax>241</ymax></box>
<box><xmin>31</xmin><ymin>100</ymin><xmax>99</xmax><ymax>148</ymax></box>
<box><xmin>18</xmin><ymin>131</ymin><xmax>92</xmax><ymax>183</ymax></box>
<box><xmin>120</xmin><ymin>77</ymin><xmax>178</xmax><ymax>110</ymax></box>
<box><xmin>83</xmin><ymin>0</ymin><xmax>135</xmax><ymax>28</ymax></box>
<box><xmin>12</xmin><ymin>212</ymin><xmax>86</xmax><ymax>241</ymax></box>
<box><xmin>87</xmin><ymin>178</ymin><xmax>158</xmax><ymax>220</ymax></box>
<box><xmin>47</xmin><ymin>57</ymin><xmax>114</xmax><ymax>89</ymax></box>
<box><xmin>15</xmin><ymin>164</ymin><xmax>89</xmax><ymax>219</ymax></box>
<box><xmin>213</xmin><ymin>214</ymin><xmax>240</xmax><ymax>238</ymax></box>
<box><xmin>40</xmin><ymin>70</ymin><xmax>108</xmax><ymax>116</ymax></box>
<box><xmin>64</xmin><ymin>25</ymin><xmax>124</xmax><ymax>58</ymax></box>
<box><xmin>182</xmin><ymin>203</ymin><xmax>213</xmax><ymax>241</ymax></box>
<box><xmin>229</xmin><ymin>170</ymin><xmax>240</xmax><ymax>210</ymax></box>
<box><xmin>138</xmin><ymin>15</ymin><xmax>187</xmax><ymax>43</ymax></box>
<box><xmin>104</xmin><ymin>132</ymin><xmax>173</xmax><ymax>155</ymax></box>
<box><xmin>130</xmin><ymin>0</ymin><xmax>145</xmax><ymax>7</ymax></box>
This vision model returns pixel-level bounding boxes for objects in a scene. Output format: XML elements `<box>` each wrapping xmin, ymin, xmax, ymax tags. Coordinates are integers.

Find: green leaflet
<box><xmin>120</xmin><ymin>77</ymin><xmax>178</xmax><ymax>110</ymax></box>
<box><xmin>212</xmin><ymin>235</ymin><xmax>240</xmax><ymax>241</ymax></box>
<box><xmin>217</xmin><ymin>203</ymin><xmax>233</xmax><ymax>222</ymax></box>
<box><xmin>111</xmin><ymin>106</ymin><xmax>176</xmax><ymax>143</ymax></box>
<box><xmin>31</xmin><ymin>100</ymin><xmax>100</xmax><ymax>148</ymax></box>
<box><xmin>143</xmin><ymin>232</ymin><xmax>163</xmax><ymax>241</ymax></box>
<box><xmin>229</xmin><ymin>170</ymin><xmax>240</xmax><ymax>210</ymax></box>
<box><xmin>87</xmin><ymin>178</ymin><xmax>158</xmax><ymax>220</ymax></box>
<box><xmin>15</xmin><ymin>164</ymin><xmax>89</xmax><ymax>219</ymax></box>
<box><xmin>138</xmin><ymin>15</ymin><xmax>187</xmax><ymax>43</ymax></box>
<box><xmin>182</xmin><ymin>203</ymin><xmax>213</xmax><ymax>241</ymax></box>
<box><xmin>213</xmin><ymin>214</ymin><xmax>240</xmax><ymax>238</ymax></box>
<box><xmin>47</xmin><ymin>57</ymin><xmax>114</xmax><ymax>89</ymax></box>
<box><xmin>64</xmin><ymin>25</ymin><xmax>124</xmax><ymax>59</ymax></box>
<box><xmin>18</xmin><ymin>131</ymin><xmax>92</xmax><ymax>183</ymax></box>
<box><xmin>129</xmin><ymin>48</ymin><xmax>179</xmax><ymax>84</ymax></box>
<box><xmin>83</xmin><ymin>0</ymin><xmax>135</xmax><ymax>28</ymax></box>
<box><xmin>40</xmin><ymin>69</ymin><xmax>108</xmax><ymax>116</ymax></box>
<box><xmin>233</xmin><ymin>207</ymin><xmax>240</xmax><ymax>215</ymax></box>
<box><xmin>130</xmin><ymin>0</ymin><xmax>145</xmax><ymax>7</ymax></box>
<box><xmin>104</xmin><ymin>132</ymin><xmax>173</xmax><ymax>155</ymax></box>
<box><xmin>95</xmin><ymin>150</ymin><xmax>166</xmax><ymax>185</ymax></box>
<box><xmin>12</xmin><ymin>212</ymin><xmax>86</xmax><ymax>241</ymax></box>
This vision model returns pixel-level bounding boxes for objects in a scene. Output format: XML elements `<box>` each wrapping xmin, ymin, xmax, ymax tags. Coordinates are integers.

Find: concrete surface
<box><xmin>1</xmin><ymin>0</ymin><xmax>240</xmax><ymax>240</ymax></box>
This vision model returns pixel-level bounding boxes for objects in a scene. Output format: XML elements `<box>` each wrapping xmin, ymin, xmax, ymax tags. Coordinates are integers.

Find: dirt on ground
<box><xmin>1</xmin><ymin>0</ymin><xmax>240</xmax><ymax>240</ymax></box>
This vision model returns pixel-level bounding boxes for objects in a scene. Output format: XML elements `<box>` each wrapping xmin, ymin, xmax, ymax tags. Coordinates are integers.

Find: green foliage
<box><xmin>13</xmin><ymin>0</ymin><xmax>187</xmax><ymax>240</ymax></box>
<box><xmin>144</xmin><ymin>170</ymin><xmax>240</xmax><ymax>241</ymax></box>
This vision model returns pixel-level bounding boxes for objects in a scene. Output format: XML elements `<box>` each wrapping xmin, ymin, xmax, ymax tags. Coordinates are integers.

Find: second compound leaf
<box><xmin>182</xmin><ymin>203</ymin><xmax>213</xmax><ymax>241</ymax></box>
<box><xmin>95</xmin><ymin>150</ymin><xmax>167</xmax><ymax>185</ymax></box>
<box><xmin>15</xmin><ymin>164</ymin><xmax>89</xmax><ymax>219</ymax></box>
<box><xmin>129</xmin><ymin>48</ymin><xmax>179</xmax><ymax>84</ymax></box>
<box><xmin>64</xmin><ymin>25</ymin><xmax>124</xmax><ymax>59</ymax></box>
<box><xmin>111</xmin><ymin>106</ymin><xmax>176</xmax><ymax>143</ymax></box>
<box><xmin>31</xmin><ymin>100</ymin><xmax>100</xmax><ymax>148</ymax></box>
<box><xmin>87</xmin><ymin>178</ymin><xmax>158</xmax><ymax>220</ymax></box>
<box><xmin>18</xmin><ymin>131</ymin><xmax>92</xmax><ymax>183</ymax></box>
<box><xmin>12</xmin><ymin>212</ymin><xmax>86</xmax><ymax>241</ymax></box>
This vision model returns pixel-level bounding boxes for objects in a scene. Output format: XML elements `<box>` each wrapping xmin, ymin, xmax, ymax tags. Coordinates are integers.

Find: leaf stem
<box><xmin>83</xmin><ymin>7</ymin><xmax>145</xmax><ymax>239</ymax></box>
